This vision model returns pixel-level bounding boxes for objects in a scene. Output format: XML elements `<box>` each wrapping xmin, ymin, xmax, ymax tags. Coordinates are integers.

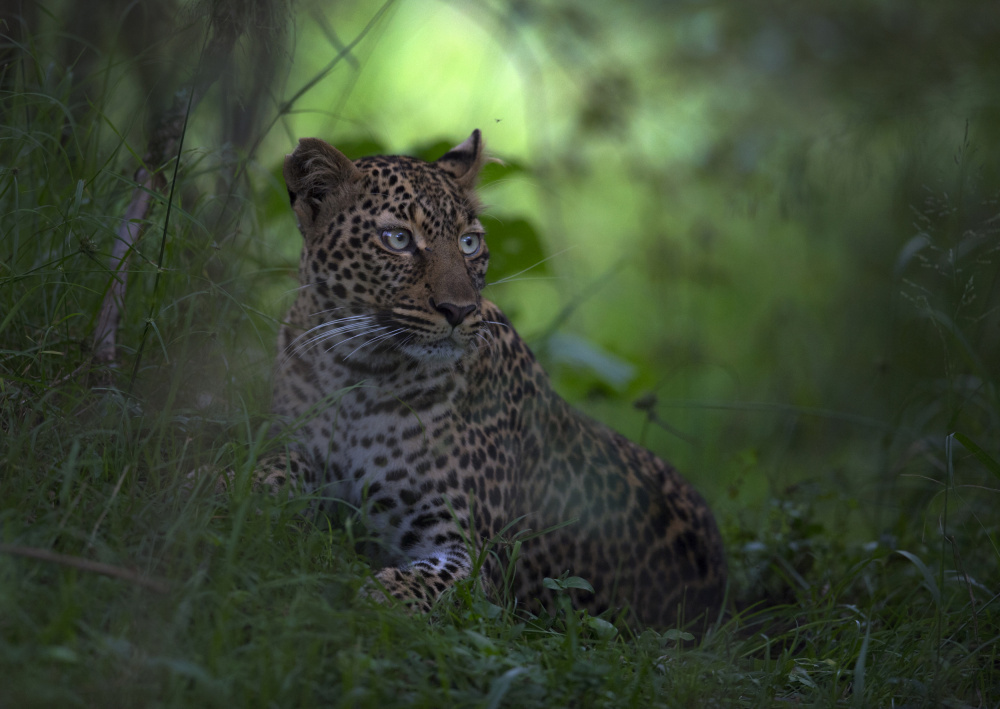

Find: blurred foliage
<box><xmin>0</xmin><ymin>0</ymin><xmax>292</xmax><ymax>150</ymax></box>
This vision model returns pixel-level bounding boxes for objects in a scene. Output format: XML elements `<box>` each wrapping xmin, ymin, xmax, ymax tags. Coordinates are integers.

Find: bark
<box><xmin>90</xmin><ymin>6</ymin><xmax>242</xmax><ymax>372</ymax></box>
<box><xmin>91</xmin><ymin>91</ymin><xmax>188</xmax><ymax>368</ymax></box>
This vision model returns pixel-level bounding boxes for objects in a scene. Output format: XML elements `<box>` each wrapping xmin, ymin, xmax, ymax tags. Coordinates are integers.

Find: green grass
<box><xmin>1</xmin><ymin>412</ymin><xmax>996</xmax><ymax>707</ymax></box>
<box><xmin>2</xmin><ymin>25</ymin><xmax>999</xmax><ymax>709</ymax></box>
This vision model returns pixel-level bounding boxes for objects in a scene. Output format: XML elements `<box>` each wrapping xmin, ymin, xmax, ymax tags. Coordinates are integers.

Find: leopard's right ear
<box><xmin>436</xmin><ymin>129</ymin><xmax>486</xmax><ymax>191</ymax></box>
<box><xmin>283</xmin><ymin>138</ymin><xmax>362</xmax><ymax>229</ymax></box>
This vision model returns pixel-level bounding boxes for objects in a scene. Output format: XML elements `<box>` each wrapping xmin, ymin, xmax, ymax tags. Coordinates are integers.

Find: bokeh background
<box><xmin>5</xmin><ymin>0</ymin><xmax>998</xmax><ymax>601</ymax></box>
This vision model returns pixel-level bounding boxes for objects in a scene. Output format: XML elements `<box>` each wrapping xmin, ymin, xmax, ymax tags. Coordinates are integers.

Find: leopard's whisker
<box><xmin>284</xmin><ymin>318</ymin><xmax>377</xmax><ymax>357</ymax></box>
<box><xmin>285</xmin><ymin>314</ymin><xmax>374</xmax><ymax>351</ymax></box>
<box><xmin>280</xmin><ymin>281</ymin><xmax>332</xmax><ymax>297</ymax></box>
<box><xmin>481</xmin><ymin>323</ymin><xmax>499</xmax><ymax>342</ymax></box>
<box><xmin>482</xmin><ymin>319</ymin><xmax>510</xmax><ymax>331</ymax></box>
<box><xmin>307</xmin><ymin>306</ymin><xmax>350</xmax><ymax>318</ymax></box>
<box><xmin>481</xmin><ymin>329</ymin><xmax>499</xmax><ymax>360</ymax></box>
<box><xmin>475</xmin><ymin>332</ymin><xmax>493</xmax><ymax>359</ymax></box>
<box><xmin>391</xmin><ymin>333</ymin><xmax>416</xmax><ymax>354</ymax></box>
<box><xmin>296</xmin><ymin>323</ymin><xmax>379</xmax><ymax>355</ymax></box>
<box><xmin>278</xmin><ymin>318</ymin><xmax>381</xmax><ymax>369</ymax></box>
<box><xmin>291</xmin><ymin>314</ymin><xmax>374</xmax><ymax>339</ymax></box>
<box><xmin>484</xmin><ymin>247</ymin><xmax>577</xmax><ymax>287</ymax></box>
<box><xmin>485</xmin><ymin>276</ymin><xmax>563</xmax><ymax>287</ymax></box>
<box><xmin>480</xmin><ymin>322</ymin><xmax>499</xmax><ymax>347</ymax></box>
<box><xmin>325</xmin><ymin>325</ymin><xmax>391</xmax><ymax>355</ymax></box>
<box><xmin>343</xmin><ymin>328</ymin><xmax>406</xmax><ymax>360</ymax></box>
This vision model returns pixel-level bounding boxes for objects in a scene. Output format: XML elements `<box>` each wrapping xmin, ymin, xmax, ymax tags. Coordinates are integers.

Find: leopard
<box><xmin>254</xmin><ymin>129</ymin><xmax>727</xmax><ymax>630</ymax></box>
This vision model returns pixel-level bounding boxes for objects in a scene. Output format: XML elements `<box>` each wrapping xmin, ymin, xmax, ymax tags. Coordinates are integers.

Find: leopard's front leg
<box><xmin>249</xmin><ymin>448</ymin><xmax>311</xmax><ymax>496</ymax></box>
<box><xmin>198</xmin><ymin>448</ymin><xmax>479</xmax><ymax>612</ymax></box>
<box><xmin>185</xmin><ymin>448</ymin><xmax>311</xmax><ymax>497</ymax></box>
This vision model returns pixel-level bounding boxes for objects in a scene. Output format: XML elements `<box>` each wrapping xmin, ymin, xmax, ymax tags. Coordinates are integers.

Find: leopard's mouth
<box><xmin>402</xmin><ymin>323</ymin><xmax>481</xmax><ymax>363</ymax></box>
<box><xmin>398</xmin><ymin>336</ymin><xmax>469</xmax><ymax>363</ymax></box>
<box><xmin>373</xmin><ymin>309</ymin><xmax>479</xmax><ymax>363</ymax></box>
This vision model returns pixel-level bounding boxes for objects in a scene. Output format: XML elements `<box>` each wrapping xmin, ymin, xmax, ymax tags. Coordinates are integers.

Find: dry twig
<box><xmin>0</xmin><ymin>543</ymin><xmax>171</xmax><ymax>593</ymax></box>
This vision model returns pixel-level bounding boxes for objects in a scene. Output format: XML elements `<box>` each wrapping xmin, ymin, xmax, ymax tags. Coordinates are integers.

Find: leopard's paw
<box><xmin>182</xmin><ymin>465</ymin><xmax>234</xmax><ymax>496</ymax></box>
<box><xmin>360</xmin><ymin>567</ymin><xmax>434</xmax><ymax>613</ymax></box>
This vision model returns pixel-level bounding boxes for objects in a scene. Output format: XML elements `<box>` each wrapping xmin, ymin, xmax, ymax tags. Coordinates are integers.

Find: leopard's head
<box><xmin>283</xmin><ymin>130</ymin><xmax>489</xmax><ymax>364</ymax></box>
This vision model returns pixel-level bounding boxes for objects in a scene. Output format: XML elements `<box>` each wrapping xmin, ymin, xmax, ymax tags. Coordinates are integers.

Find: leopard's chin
<box><xmin>400</xmin><ymin>336</ymin><xmax>474</xmax><ymax>364</ymax></box>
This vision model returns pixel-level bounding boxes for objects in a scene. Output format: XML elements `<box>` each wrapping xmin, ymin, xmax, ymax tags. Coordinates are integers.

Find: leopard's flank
<box><xmin>262</xmin><ymin>130</ymin><xmax>727</xmax><ymax>629</ymax></box>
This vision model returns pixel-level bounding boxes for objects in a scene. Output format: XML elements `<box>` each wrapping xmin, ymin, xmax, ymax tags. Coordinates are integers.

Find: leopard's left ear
<box><xmin>435</xmin><ymin>129</ymin><xmax>486</xmax><ymax>190</ymax></box>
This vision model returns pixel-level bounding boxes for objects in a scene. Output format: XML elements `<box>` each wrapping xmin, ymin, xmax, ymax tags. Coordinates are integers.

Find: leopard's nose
<box><xmin>430</xmin><ymin>298</ymin><xmax>476</xmax><ymax>327</ymax></box>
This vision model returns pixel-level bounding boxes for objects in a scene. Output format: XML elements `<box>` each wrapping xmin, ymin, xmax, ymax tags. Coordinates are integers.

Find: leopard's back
<box><xmin>460</xmin><ymin>304</ymin><xmax>726</xmax><ymax>626</ymax></box>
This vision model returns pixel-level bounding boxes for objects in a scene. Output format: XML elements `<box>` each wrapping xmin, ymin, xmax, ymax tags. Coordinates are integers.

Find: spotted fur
<box><xmin>257</xmin><ymin>130</ymin><xmax>727</xmax><ymax>628</ymax></box>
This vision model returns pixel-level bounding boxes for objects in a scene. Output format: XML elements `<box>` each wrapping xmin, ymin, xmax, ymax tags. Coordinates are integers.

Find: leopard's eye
<box><xmin>459</xmin><ymin>232</ymin><xmax>482</xmax><ymax>256</ymax></box>
<box><xmin>380</xmin><ymin>228</ymin><xmax>412</xmax><ymax>252</ymax></box>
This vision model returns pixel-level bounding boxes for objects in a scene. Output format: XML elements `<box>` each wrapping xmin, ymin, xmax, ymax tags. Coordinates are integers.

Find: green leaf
<box><xmin>45</xmin><ymin>646</ymin><xmax>79</xmax><ymax>664</ymax></box>
<box><xmin>560</xmin><ymin>576</ymin><xmax>595</xmax><ymax>592</ymax></box>
<box><xmin>546</xmin><ymin>332</ymin><xmax>637</xmax><ymax>391</ymax></box>
<box><xmin>853</xmin><ymin>622</ymin><xmax>871</xmax><ymax>707</ymax></box>
<box><xmin>789</xmin><ymin>665</ymin><xmax>818</xmax><ymax>689</ymax></box>
<box><xmin>542</xmin><ymin>576</ymin><xmax>595</xmax><ymax>593</ymax></box>
<box><xmin>464</xmin><ymin>629</ymin><xmax>498</xmax><ymax>653</ymax></box>
<box><xmin>586</xmin><ymin>616</ymin><xmax>618</xmax><ymax>641</ymax></box>
<box><xmin>484</xmin><ymin>667</ymin><xmax>527</xmax><ymax>709</ymax></box>
<box><xmin>661</xmin><ymin>628</ymin><xmax>695</xmax><ymax>643</ymax></box>
<box><xmin>70</xmin><ymin>179</ymin><xmax>84</xmax><ymax>217</ymax></box>
<box><xmin>480</xmin><ymin>216</ymin><xmax>549</xmax><ymax>286</ymax></box>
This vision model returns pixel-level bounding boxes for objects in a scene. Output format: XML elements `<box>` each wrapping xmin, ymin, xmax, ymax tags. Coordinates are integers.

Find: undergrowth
<box><xmin>2</xmin><ymin>18</ymin><xmax>999</xmax><ymax>709</ymax></box>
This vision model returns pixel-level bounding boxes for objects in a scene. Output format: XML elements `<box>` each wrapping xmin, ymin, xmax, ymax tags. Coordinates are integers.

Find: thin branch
<box><xmin>0</xmin><ymin>543</ymin><xmax>171</xmax><ymax>593</ymax></box>
<box><xmin>90</xmin><ymin>7</ymin><xmax>243</xmax><ymax>376</ymax></box>
<box><xmin>91</xmin><ymin>0</ymin><xmax>394</xmax><ymax>375</ymax></box>
<box><xmin>92</xmin><ymin>174</ymin><xmax>158</xmax><ymax>365</ymax></box>
<box><xmin>244</xmin><ymin>0</ymin><xmax>396</xmax><ymax>163</ymax></box>
<box><xmin>127</xmin><ymin>85</ymin><xmax>197</xmax><ymax>393</ymax></box>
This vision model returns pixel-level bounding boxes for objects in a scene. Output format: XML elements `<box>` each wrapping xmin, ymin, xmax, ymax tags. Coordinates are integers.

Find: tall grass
<box><xmin>2</xmin><ymin>19</ymin><xmax>998</xmax><ymax>709</ymax></box>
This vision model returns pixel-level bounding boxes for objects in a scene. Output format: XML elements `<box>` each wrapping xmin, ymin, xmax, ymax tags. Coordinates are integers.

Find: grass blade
<box><xmin>953</xmin><ymin>432</ymin><xmax>1000</xmax><ymax>481</ymax></box>
<box><xmin>896</xmin><ymin>550</ymin><xmax>941</xmax><ymax>606</ymax></box>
